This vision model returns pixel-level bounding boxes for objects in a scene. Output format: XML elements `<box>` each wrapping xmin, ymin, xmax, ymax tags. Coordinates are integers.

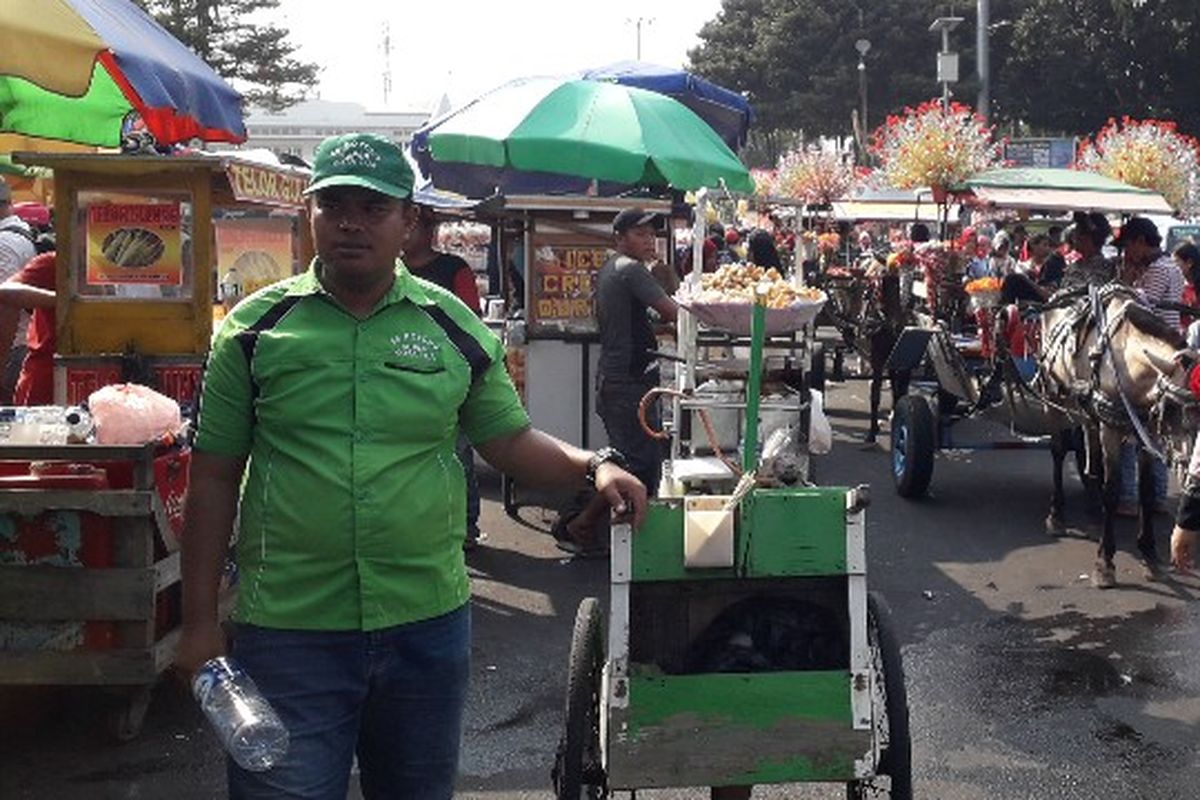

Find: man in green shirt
<box><xmin>176</xmin><ymin>133</ymin><xmax>645</xmax><ymax>799</ymax></box>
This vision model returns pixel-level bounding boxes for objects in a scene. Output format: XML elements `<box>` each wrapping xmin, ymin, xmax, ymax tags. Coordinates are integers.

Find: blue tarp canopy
<box><xmin>579</xmin><ymin>61</ymin><xmax>754</xmax><ymax>150</ymax></box>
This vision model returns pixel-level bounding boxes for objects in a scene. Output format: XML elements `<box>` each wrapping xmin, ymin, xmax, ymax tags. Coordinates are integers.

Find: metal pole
<box><xmin>858</xmin><ymin>60</ymin><xmax>868</xmax><ymax>143</ymax></box>
<box><xmin>977</xmin><ymin>0</ymin><xmax>990</xmax><ymax>121</ymax></box>
<box><xmin>941</xmin><ymin>28</ymin><xmax>952</xmax><ymax>112</ymax></box>
<box><xmin>636</xmin><ymin>19</ymin><xmax>642</xmax><ymax>60</ymax></box>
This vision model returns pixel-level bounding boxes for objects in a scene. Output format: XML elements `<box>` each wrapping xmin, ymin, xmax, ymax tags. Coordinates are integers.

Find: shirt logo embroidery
<box><xmin>390</xmin><ymin>332</ymin><xmax>439</xmax><ymax>364</ymax></box>
<box><xmin>328</xmin><ymin>140</ymin><xmax>381</xmax><ymax>170</ymax></box>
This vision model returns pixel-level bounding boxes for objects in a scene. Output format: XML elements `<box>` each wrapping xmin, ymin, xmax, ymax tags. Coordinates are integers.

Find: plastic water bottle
<box><xmin>192</xmin><ymin>657</ymin><xmax>289</xmax><ymax>771</ymax></box>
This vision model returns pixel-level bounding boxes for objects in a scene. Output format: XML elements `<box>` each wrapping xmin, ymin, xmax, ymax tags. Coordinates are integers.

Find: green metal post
<box><xmin>741</xmin><ymin>291</ymin><xmax>767</xmax><ymax>473</ymax></box>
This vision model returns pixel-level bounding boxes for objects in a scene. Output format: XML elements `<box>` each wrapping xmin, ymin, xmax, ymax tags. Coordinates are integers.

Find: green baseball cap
<box><xmin>304</xmin><ymin>133</ymin><xmax>414</xmax><ymax>200</ymax></box>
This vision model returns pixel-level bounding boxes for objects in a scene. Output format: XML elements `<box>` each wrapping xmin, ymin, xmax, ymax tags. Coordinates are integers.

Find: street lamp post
<box><xmin>929</xmin><ymin>16</ymin><xmax>964</xmax><ymax>112</ymax></box>
<box><xmin>855</xmin><ymin>38</ymin><xmax>871</xmax><ymax>163</ymax></box>
<box><xmin>627</xmin><ymin>17</ymin><xmax>655</xmax><ymax>60</ymax></box>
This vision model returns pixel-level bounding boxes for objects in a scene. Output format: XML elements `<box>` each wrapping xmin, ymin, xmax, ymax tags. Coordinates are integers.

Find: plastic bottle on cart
<box><xmin>192</xmin><ymin>656</ymin><xmax>289</xmax><ymax>772</ymax></box>
<box><xmin>0</xmin><ymin>405</ymin><xmax>94</xmax><ymax>444</ymax></box>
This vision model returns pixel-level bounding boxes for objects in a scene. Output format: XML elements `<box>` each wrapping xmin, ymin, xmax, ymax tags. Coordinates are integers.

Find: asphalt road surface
<box><xmin>3</xmin><ymin>372</ymin><xmax>1200</xmax><ymax>799</ymax></box>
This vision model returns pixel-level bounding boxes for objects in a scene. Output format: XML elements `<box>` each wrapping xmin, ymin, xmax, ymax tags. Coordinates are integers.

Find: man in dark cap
<box><xmin>596</xmin><ymin>208</ymin><xmax>678</xmax><ymax>496</ymax></box>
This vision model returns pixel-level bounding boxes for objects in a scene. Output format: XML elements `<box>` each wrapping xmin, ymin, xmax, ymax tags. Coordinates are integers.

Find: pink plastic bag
<box><xmin>88</xmin><ymin>384</ymin><xmax>182</xmax><ymax>445</ymax></box>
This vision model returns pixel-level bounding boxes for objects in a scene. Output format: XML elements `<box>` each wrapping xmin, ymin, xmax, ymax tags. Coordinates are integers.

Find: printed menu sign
<box><xmin>85</xmin><ymin>203</ymin><xmax>183</xmax><ymax>286</ymax></box>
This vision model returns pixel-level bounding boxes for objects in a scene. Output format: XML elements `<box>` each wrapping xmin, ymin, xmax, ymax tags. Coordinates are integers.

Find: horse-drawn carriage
<box><xmin>884</xmin><ymin>169</ymin><xmax>1197</xmax><ymax>588</ymax></box>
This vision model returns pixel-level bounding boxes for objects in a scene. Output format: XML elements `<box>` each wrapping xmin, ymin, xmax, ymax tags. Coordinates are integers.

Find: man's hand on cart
<box><xmin>592</xmin><ymin>461</ymin><xmax>648</xmax><ymax>529</ymax></box>
<box><xmin>1171</xmin><ymin>525</ymin><xmax>1197</xmax><ymax>573</ymax></box>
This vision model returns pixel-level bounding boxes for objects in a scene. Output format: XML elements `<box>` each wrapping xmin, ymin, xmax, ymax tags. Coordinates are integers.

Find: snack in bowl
<box><xmin>689</xmin><ymin>263</ymin><xmax>823</xmax><ymax>309</ymax></box>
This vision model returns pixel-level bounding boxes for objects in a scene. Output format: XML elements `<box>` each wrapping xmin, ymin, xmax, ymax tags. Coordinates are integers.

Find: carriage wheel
<box><xmin>846</xmin><ymin>593</ymin><xmax>913</xmax><ymax>800</ymax></box>
<box><xmin>553</xmin><ymin>598</ymin><xmax>607</xmax><ymax>800</ymax></box>
<box><xmin>891</xmin><ymin>395</ymin><xmax>934</xmax><ymax>498</ymax></box>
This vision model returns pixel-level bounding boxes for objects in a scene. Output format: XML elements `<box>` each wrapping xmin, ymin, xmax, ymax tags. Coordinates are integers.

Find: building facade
<box><xmin>240</xmin><ymin>99</ymin><xmax>430</xmax><ymax>163</ymax></box>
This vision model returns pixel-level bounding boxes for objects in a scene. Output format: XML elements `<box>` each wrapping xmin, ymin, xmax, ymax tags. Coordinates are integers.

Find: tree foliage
<box><xmin>134</xmin><ymin>0</ymin><xmax>319</xmax><ymax>111</ymax></box>
<box><xmin>1000</xmin><ymin>0</ymin><xmax>1200</xmax><ymax>135</ymax></box>
<box><xmin>689</xmin><ymin>0</ymin><xmax>958</xmax><ymax>145</ymax></box>
<box><xmin>689</xmin><ymin>0</ymin><xmax>1200</xmax><ymax>150</ymax></box>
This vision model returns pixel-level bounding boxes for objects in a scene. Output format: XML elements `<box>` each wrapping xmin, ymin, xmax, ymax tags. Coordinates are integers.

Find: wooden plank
<box><xmin>153</xmin><ymin>627</ymin><xmax>181</xmax><ymax>674</ymax></box>
<box><xmin>743</xmin><ymin>489</ymin><xmax>848</xmax><ymax>577</ymax></box>
<box><xmin>154</xmin><ymin>551</ymin><xmax>180</xmax><ymax>593</ymax></box>
<box><xmin>607</xmin><ymin>672</ymin><xmax>868</xmax><ymax>789</ymax></box>
<box><xmin>0</xmin><ymin>489</ymin><xmax>153</xmax><ymax>517</ymax></box>
<box><xmin>0</xmin><ymin>647</ymin><xmax>158</xmax><ymax>685</ymax></box>
<box><xmin>116</xmin><ymin>516</ymin><xmax>155</xmax><ymax>650</ymax></box>
<box><xmin>0</xmin><ymin>565</ymin><xmax>153</xmax><ymax>621</ymax></box>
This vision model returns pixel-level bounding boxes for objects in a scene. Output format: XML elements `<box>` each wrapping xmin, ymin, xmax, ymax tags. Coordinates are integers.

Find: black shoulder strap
<box><xmin>0</xmin><ymin>224</ymin><xmax>36</xmax><ymax>245</ymax></box>
<box><xmin>233</xmin><ymin>294</ymin><xmax>304</xmax><ymax>397</ymax></box>
<box><xmin>419</xmin><ymin>304</ymin><xmax>491</xmax><ymax>384</ymax></box>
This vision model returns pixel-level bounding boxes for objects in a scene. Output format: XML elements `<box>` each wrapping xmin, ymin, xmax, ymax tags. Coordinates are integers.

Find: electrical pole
<box><xmin>380</xmin><ymin>22</ymin><xmax>393</xmax><ymax>107</ymax></box>
<box><xmin>977</xmin><ymin>0</ymin><xmax>990</xmax><ymax>121</ymax></box>
<box><xmin>628</xmin><ymin>17</ymin><xmax>654</xmax><ymax>60</ymax></box>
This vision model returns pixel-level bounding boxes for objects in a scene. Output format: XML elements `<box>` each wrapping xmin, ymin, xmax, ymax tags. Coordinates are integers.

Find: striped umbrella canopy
<box><xmin>0</xmin><ymin>0</ymin><xmax>246</xmax><ymax>147</ymax></box>
<box><xmin>412</xmin><ymin>77</ymin><xmax>754</xmax><ymax>196</ymax></box>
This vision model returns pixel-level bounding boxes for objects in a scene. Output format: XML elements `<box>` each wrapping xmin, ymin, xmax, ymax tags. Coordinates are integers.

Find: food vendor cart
<box><xmin>493</xmin><ymin>194</ymin><xmax>678</xmax><ymax>516</ymax></box>
<box><xmin>553</xmin><ymin>206</ymin><xmax>912</xmax><ymax>794</ymax></box>
<box><xmin>0</xmin><ymin>150</ymin><xmax>311</xmax><ymax>739</ymax></box>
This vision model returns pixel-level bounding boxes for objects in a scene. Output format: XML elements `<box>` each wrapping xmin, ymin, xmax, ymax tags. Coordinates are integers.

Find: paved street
<box><xmin>4</xmin><ymin>371</ymin><xmax>1200</xmax><ymax>799</ymax></box>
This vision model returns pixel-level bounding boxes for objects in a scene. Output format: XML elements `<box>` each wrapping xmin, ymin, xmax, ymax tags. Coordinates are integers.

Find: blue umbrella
<box><xmin>579</xmin><ymin>61</ymin><xmax>754</xmax><ymax>150</ymax></box>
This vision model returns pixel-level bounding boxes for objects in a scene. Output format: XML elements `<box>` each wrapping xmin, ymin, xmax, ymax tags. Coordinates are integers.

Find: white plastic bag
<box><xmin>88</xmin><ymin>383</ymin><xmax>182</xmax><ymax>445</ymax></box>
<box><xmin>809</xmin><ymin>388</ymin><xmax>833</xmax><ymax>455</ymax></box>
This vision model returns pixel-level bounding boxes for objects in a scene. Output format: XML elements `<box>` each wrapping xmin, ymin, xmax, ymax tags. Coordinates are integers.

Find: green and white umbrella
<box><xmin>411</xmin><ymin>77</ymin><xmax>754</xmax><ymax>196</ymax></box>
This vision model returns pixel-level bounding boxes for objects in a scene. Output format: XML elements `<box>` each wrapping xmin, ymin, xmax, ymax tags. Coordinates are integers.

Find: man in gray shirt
<box><xmin>595</xmin><ymin>208</ymin><xmax>678</xmax><ymax>494</ymax></box>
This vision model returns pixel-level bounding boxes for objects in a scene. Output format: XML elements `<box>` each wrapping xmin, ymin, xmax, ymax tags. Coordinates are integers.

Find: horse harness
<box><xmin>1037</xmin><ymin>284</ymin><xmax>1191</xmax><ymax>462</ymax></box>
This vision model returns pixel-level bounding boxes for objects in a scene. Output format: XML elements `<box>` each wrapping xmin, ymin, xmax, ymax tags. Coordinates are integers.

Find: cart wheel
<box><xmin>808</xmin><ymin>342</ymin><xmax>827</xmax><ymax>394</ymax></box>
<box><xmin>105</xmin><ymin>684</ymin><xmax>154</xmax><ymax>743</ymax></box>
<box><xmin>553</xmin><ymin>597</ymin><xmax>607</xmax><ymax>800</ymax></box>
<box><xmin>891</xmin><ymin>395</ymin><xmax>934</xmax><ymax>499</ymax></box>
<box><xmin>846</xmin><ymin>593</ymin><xmax>912</xmax><ymax>800</ymax></box>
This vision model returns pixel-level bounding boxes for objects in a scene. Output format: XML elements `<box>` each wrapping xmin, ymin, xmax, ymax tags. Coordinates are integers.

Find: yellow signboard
<box><xmin>85</xmin><ymin>203</ymin><xmax>183</xmax><ymax>286</ymax></box>
<box><xmin>215</xmin><ymin>217</ymin><xmax>294</xmax><ymax>296</ymax></box>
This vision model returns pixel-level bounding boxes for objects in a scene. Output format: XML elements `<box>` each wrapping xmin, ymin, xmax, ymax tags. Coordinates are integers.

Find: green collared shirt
<box><xmin>196</xmin><ymin>259</ymin><xmax>529</xmax><ymax>631</ymax></box>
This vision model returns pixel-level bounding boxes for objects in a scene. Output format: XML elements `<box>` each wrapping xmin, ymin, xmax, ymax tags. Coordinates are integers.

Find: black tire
<box><xmin>553</xmin><ymin>598</ymin><xmax>606</xmax><ymax>800</ymax></box>
<box><xmin>846</xmin><ymin>593</ymin><xmax>913</xmax><ymax>800</ymax></box>
<box><xmin>809</xmin><ymin>342</ymin><xmax>827</xmax><ymax>394</ymax></box>
<box><xmin>891</xmin><ymin>395</ymin><xmax>935</xmax><ymax>498</ymax></box>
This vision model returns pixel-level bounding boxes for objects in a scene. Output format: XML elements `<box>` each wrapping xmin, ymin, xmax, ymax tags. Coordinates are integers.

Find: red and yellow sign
<box><xmin>529</xmin><ymin>243</ymin><xmax>609</xmax><ymax>336</ymax></box>
<box><xmin>225</xmin><ymin>163</ymin><xmax>307</xmax><ymax>208</ymax></box>
<box><xmin>85</xmin><ymin>203</ymin><xmax>183</xmax><ymax>286</ymax></box>
<box><xmin>215</xmin><ymin>217</ymin><xmax>294</xmax><ymax>296</ymax></box>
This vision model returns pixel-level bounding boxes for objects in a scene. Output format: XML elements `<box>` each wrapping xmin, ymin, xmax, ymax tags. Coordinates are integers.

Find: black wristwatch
<box><xmin>585</xmin><ymin>447</ymin><xmax>628</xmax><ymax>487</ymax></box>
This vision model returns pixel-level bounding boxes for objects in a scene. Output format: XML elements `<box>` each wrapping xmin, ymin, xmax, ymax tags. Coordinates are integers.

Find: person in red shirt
<box><xmin>0</xmin><ymin>251</ymin><xmax>56</xmax><ymax>405</ymax></box>
<box><xmin>402</xmin><ymin>207</ymin><xmax>486</xmax><ymax>548</ymax></box>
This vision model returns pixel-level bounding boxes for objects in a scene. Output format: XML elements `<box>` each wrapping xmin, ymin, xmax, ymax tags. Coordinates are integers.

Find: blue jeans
<box><xmin>1118</xmin><ymin>442</ymin><xmax>1167</xmax><ymax>507</ymax></box>
<box><xmin>228</xmin><ymin>605</ymin><xmax>471</xmax><ymax>800</ymax></box>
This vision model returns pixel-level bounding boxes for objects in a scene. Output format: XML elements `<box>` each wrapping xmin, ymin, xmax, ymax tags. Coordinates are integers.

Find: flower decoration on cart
<box><xmin>870</xmin><ymin>100</ymin><xmax>1003</xmax><ymax>200</ymax></box>
<box><xmin>774</xmin><ymin>146</ymin><xmax>855</xmax><ymax>205</ymax></box>
<box><xmin>750</xmin><ymin>168</ymin><xmax>779</xmax><ymax>199</ymax></box>
<box><xmin>1076</xmin><ymin>117</ymin><xmax>1200</xmax><ymax>216</ymax></box>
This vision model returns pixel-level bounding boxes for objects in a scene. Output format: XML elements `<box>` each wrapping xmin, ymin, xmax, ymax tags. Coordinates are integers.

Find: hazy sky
<box><xmin>273</xmin><ymin>0</ymin><xmax>725</xmax><ymax>112</ymax></box>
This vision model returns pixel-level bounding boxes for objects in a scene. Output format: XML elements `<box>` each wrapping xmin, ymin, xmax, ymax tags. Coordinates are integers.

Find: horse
<box><xmin>1037</xmin><ymin>284</ymin><xmax>1200</xmax><ymax>588</ymax></box>
<box><xmin>824</xmin><ymin>258</ymin><xmax>912</xmax><ymax>442</ymax></box>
